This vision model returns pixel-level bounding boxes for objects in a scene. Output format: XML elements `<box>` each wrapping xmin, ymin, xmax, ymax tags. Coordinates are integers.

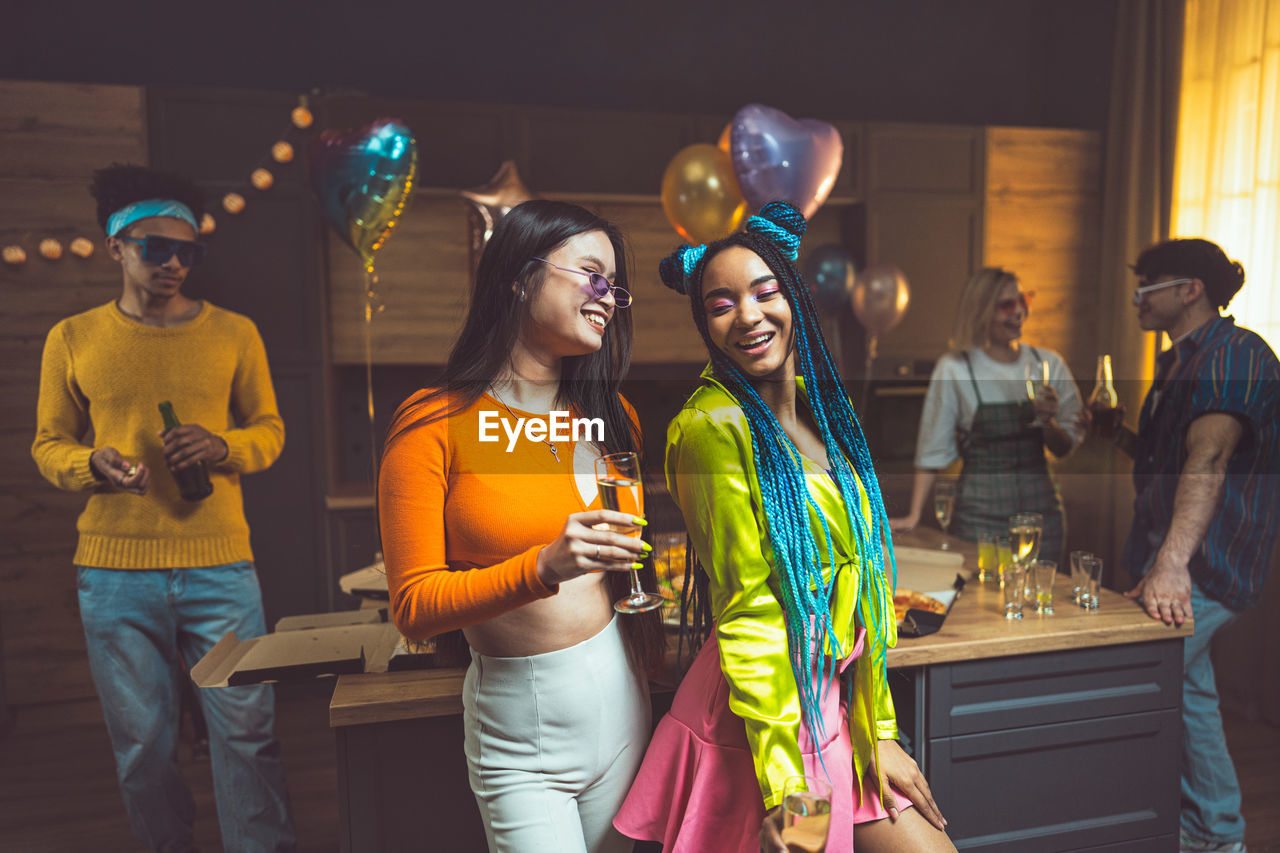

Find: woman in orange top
<box><xmin>378</xmin><ymin>200</ymin><xmax>664</xmax><ymax>853</ymax></box>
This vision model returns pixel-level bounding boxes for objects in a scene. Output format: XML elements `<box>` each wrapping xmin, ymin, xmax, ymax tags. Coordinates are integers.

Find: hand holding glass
<box><xmin>782</xmin><ymin>775</ymin><xmax>833</xmax><ymax>853</ymax></box>
<box><xmin>595</xmin><ymin>453</ymin><xmax>663</xmax><ymax>614</ymax></box>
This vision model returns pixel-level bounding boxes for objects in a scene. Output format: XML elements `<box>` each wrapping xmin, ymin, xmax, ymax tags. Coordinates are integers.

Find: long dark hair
<box><xmin>386</xmin><ymin>199</ymin><xmax>664</xmax><ymax>672</ymax></box>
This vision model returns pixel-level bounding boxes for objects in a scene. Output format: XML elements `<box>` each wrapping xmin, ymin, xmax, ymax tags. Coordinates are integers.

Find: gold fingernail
<box><xmin>630</xmin><ymin>562</ymin><xmax>643</xmax><ymax>570</ymax></box>
<box><xmin>632</xmin><ymin>516</ymin><xmax>648</xmax><ymax>526</ymax></box>
<box><xmin>642</xmin><ymin>542</ymin><xmax>653</xmax><ymax>552</ymax></box>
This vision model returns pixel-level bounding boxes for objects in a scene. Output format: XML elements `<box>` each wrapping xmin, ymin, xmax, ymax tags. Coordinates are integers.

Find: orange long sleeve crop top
<box><xmin>377</xmin><ymin>388</ymin><xmax>637</xmax><ymax>642</ymax></box>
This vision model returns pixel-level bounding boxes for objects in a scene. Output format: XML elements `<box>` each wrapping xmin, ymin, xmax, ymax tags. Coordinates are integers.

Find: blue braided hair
<box><xmin>660</xmin><ymin>201</ymin><xmax>898</xmax><ymax>744</ymax></box>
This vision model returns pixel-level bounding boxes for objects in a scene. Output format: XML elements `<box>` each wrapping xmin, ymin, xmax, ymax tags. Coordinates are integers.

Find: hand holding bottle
<box><xmin>158</xmin><ymin>402</ymin><xmax>217</xmax><ymax>502</ymax></box>
<box><xmin>158</xmin><ymin>422</ymin><xmax>229</xmax><ymax>471</ymax></box>
<box><xmin>90</xmin><ymin>446</ymin><xmax>150</xmax><ymax>495</ymax></box>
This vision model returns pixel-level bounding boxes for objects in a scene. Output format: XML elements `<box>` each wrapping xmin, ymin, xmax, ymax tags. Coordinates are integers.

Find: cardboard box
<box><xmin>894</xmin><ymin>546</ymin><xmax>969</xmax><ymax>638</ymax></box>
<box><xmin>190</xmin><ymin>606</ymin><xmax>433</xmax><ymax>688</ymax></box>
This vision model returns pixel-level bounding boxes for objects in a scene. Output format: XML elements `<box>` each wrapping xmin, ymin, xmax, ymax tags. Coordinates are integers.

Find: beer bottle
<box><xmin>1087</xmin><ymin>354</ymin><xmax>1121</xmax><ymax>439</ymax></box>
<box><xmin>158</xmin><ymin>401</ymin><xmax>213</xmax><ymax>502</ymax></box>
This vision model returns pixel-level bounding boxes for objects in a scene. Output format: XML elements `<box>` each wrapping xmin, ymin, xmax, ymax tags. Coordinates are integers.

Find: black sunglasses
<box><xmin>118</xmin><ymin>235</ymin><xmax>206</xmax><ymax>268</ymax></box>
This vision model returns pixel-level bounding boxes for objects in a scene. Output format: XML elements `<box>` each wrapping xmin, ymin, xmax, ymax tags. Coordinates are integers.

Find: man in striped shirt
<box><xmin>1107</xmin><ymin>238</ymin><xmax>1278</xmax><ymax>853</ymax></box>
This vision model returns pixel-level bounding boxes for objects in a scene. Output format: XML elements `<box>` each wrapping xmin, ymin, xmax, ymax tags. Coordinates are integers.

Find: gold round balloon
<box><xmin>717</xmin><ymin>122</ymin><xmax>732</xmax><ymax>153</ymax></box>
<box><xmin>661</xmin><ymin>144</ymin><xmax>747</xmax><ymax>245</ymax></box>
<box><xmin>851</xmin><ymin>263</ymin><xmax>911</xmax><ymax>336</ymax></box>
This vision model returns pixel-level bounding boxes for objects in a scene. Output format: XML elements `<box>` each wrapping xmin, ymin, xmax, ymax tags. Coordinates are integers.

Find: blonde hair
<box><xmin>949</xmin><ymin>267</ymin><xmax>1020</xmax><ymax>351</ymax></box>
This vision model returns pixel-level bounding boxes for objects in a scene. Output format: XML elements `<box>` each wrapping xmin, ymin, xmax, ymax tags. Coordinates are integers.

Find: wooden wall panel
<box><xmin>982</xmin><ymin>126</ymin><xmax>1108</xmax><ymax>575</ymax></box>
<box><xmin>0</xmin><ymin>82</ymin><xmax>148</xmax><ymax>706</ymax></box>
<box><xmin>982</xmin><ymin>127</ymin><xmax>1103</xmax><ymax>377</ymax></box>
<box><xmin>0</xmin><ymin>82</ymin><xmax>147</xmax><ymax>180</ymax></box>
<box><xmin>330</xmin><ymin>191</ymin><xmax>854</xmax><ymax>366</ymax></box>
<box><xmin>523</xmin><ymin>107</ymin><xmax>696</xmax><ymax>195</ymax></box>
<box><xmin>867</xmin><ymin>199</ymin><xmax>980</xmax><ymax>364</ymax></box>
<box><xmin>867</xmin><ymin>124</ymin><xmax>982</xmax><ymax>195</ymax></box>
<box><xmin>328</xmin><ymin>192</ymin><xmax>473</xmax><ymax>365</ymax></box>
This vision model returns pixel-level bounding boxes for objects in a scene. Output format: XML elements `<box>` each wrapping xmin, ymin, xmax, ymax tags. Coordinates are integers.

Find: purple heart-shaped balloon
<box><xmin>728</xmin><ymin>104</ymin><xmax>843</xmax><ymax>218</ymax></box>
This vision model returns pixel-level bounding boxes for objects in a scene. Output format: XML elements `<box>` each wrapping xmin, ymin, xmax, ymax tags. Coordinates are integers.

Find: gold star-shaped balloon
<box><xmin>460</xmin><ymin>160</ymin><xmax>536</xmax><ymax>269</ymax></box>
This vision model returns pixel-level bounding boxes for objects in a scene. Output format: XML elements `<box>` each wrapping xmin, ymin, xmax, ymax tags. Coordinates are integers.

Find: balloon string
<box><xmin>863</xmin><ymin>334</ymin><xmax>878</xmax><ymax>406</ymax></box>
<box><xmin>364</xmin><ymin>265</ymin><xmax>379</xmax><ymax>492</ymax></box>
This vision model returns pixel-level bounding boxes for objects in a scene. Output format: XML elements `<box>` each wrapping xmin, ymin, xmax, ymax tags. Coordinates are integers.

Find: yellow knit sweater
<box><xmin>32</xmin><ymin>301</ymin><xmax>285</xmax><ymax>569</ymax></box>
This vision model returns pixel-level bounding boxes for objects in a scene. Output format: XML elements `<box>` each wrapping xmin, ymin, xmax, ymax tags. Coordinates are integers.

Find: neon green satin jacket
<box><xmin>665</xmin><ymin>368</ymin><xmax>898</xmax><ymax>810</ymax></box>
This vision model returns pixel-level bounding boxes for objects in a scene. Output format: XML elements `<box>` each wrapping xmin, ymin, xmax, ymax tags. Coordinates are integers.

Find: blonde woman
<box><xmin>888</xmin><ymin>268</ymin><xmax>1082</xmax><ymax>564</ymax></box>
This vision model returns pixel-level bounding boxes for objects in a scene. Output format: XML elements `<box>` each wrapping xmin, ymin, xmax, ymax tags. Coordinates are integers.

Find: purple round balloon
<box><xmin>728</xmin><ymin>104</ymin><xmax>843</xmax><ymax>218</ymax></box>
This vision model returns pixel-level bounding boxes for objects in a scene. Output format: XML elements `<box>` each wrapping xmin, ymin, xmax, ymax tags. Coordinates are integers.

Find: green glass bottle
<box><xmin>158</xmin><ymin>401</ymin><xmax>213</xmax><ymax>502</ymax></box>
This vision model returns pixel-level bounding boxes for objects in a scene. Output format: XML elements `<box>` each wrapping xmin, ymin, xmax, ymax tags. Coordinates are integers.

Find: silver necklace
<box><xmin>489</xmin><ymin>388</ymin><xmax>560</xmax><ymax>462</ymax></box>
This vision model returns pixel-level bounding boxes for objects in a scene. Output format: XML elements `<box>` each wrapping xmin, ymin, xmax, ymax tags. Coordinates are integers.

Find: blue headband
<box><xmin>106</xmin><ymin>199</ymin><xmax>199</xmax><ymax>237</ymax></box>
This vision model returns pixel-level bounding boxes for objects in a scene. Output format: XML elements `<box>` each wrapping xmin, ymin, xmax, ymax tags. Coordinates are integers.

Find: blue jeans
<box><xmin>77</xmin><ymin>563</ymin><xmax>296</xmax><ymax>853</ymax></box>
<box><xmin>1181</xmin><ymin>581</ymin><xmax>1246</xmax><ymax>844</ymax></box>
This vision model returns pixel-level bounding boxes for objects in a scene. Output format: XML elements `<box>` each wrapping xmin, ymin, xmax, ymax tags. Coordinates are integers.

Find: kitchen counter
<box><xmin>330</xmin><ymin>529</ymin><xmax>1190</xmax><ymax>852</ymax></box>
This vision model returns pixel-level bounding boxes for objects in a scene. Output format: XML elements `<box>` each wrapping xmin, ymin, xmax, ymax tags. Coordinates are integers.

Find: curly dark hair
<box><xmin>1132</xmin><ymin>238</ymin><xmax>1246</xmax><ymax>311</ymax></box>
<box><xmin>88</xmin><ymin>164</ymin><xmax>206</xmax><ymax>235</ymax></box>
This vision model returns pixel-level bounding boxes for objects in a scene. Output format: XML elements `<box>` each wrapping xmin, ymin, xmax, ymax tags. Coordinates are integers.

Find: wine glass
<box><xmin>934</xmin><ymin>480</ymin><xmax>956</xmax><ymax>548</ymax></box>
<box><xmin>1024</xmin><ymin>361</ymin><xmax>1051</xmax><ymax>426</ymax></box>
<box><xmin>782</xmin><ymin>775</ymin><xmax>832</xmax><ymax>853</ymax></box>
<box><xmin>595</xmin><ymin>452</ymin><xmax>663</xmax><ymax>614</ymax></box>
<box><xmin>1009</xmin><ymin>512</ymin><xmax>1043</xmax><ymax>601</ymax></box>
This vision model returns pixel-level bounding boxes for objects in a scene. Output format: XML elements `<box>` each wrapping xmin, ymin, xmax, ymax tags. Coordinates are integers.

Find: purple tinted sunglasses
<box><xmin>532</xmin><ymin>257</ymin><xmax>632</xmax><ymax>307</ymax></box>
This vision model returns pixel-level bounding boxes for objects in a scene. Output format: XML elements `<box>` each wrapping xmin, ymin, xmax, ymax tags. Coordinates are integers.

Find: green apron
<box><xmin>950</xmin><ymin>349</ymin><xmax>1065</xmax><ymax>564</ymax></box>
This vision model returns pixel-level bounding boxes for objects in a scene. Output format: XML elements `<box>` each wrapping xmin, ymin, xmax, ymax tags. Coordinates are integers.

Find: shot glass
<box><xmin>1030</xmin><ymin>560</ymin><xmax>1057</xmax><ymax>614</ymax></box>
<box><xmin>977</xmin><ymin>532</ymin><xmax>997</xmax><ymax>583</ymax></box>
<box><xmin>1002</xmin><ymin>564</ymin><xmax>1025</xmax><ymax>619</ymax></box>
<box><xmin>1080</xmin><ymin>555</ymin><xmax>1103</xmax><ymax>610</ymax></box>
<box><xmin>1069</xmin><ymin>550</ymin><xmax>1094</xmax><ymax>604</ymax></box>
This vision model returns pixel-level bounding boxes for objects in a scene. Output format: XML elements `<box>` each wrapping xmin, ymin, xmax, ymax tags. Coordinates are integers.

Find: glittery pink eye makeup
<box><xmin>707</xmin><ymin>297</ymin><xmax>734</xmax><ymax>313</ymax></box>
<box><xmin>754</xmin><ymin>285</ymin><xmax>780</xmax><ymax>300</ymax></box>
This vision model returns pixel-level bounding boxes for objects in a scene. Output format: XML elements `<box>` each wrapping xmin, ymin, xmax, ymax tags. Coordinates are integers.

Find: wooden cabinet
<box><xmin>861</xmin><ymin>123</ymin><xmax>1102</xmax><ymax>379</ymax></box>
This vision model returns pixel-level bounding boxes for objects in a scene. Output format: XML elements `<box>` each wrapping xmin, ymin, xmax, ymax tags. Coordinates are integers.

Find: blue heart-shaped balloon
<box><xmin>308</xmin><ymin>118</ymin><xmax>417</xmax><ymax>269</ymax></box>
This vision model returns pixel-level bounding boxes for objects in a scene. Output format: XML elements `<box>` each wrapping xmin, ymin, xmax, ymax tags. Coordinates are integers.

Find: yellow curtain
<box><xmin>1173</xmin><ymin>0</ymin><xmax>1280</xmax><ymax>351</ymax></box>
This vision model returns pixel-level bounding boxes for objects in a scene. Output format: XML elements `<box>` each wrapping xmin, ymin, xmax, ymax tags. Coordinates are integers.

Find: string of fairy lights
<box><xmin>1</xmin><ymin>96</ymin><xmax>316</xmax><ymax>268</ymax></box>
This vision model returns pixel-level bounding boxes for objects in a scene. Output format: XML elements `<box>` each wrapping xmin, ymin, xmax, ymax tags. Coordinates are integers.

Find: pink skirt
<box><xmin>614</xmin><ymin>628</ymin><xmax>911</xmax><ymax>853</ymax></box>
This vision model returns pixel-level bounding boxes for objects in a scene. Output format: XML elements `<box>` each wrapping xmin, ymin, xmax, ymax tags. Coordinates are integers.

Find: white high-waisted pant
<box><xmin>463</xmin><ymin>616</ymin><xmax>651</xmax><ymax>853</ymax></box>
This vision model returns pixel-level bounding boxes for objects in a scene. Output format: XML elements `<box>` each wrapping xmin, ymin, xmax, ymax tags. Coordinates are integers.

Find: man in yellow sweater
<box><xmin>31</xmin><ymin>165</ymin><xmax>296</xmax><ymax>852</ymax></box>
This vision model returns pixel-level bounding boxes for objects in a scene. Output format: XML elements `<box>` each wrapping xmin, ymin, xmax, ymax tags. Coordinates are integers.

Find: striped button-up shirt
<box><xmin>1123</xmin><ymin>315</ymin><xmax>1280</xmax><ymax>609</ymax></box>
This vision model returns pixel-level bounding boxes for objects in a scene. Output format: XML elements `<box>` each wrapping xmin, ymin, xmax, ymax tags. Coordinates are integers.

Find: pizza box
<box><xmin>339</xmin><ymin>558</ymin><xmax>390</xmax><ymax>600</ymax></box>
<box><xmin>190</xmin><ymin>606</ymin><xmax>432</xmax><ymax>688</ymax></box>
<box><xmin>893</xmin><ymin>546</ymin><xmax>969</xmax><ymax>638</ymax></box>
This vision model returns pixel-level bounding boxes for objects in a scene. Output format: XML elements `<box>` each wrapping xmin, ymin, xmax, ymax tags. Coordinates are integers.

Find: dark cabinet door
<box><xmin>929</xmin><ymin>708</ymin><xmax>1181</xmax><ymax>852</ymax></box>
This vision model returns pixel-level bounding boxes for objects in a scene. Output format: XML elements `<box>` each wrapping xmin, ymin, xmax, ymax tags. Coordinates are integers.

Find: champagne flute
<box><xmin>595</xmin><ymin>452</ymin><xmax>663</xmax><ymax>614</ymax></box>
<box><xmin>1009</xmin><ymin>512</ymin><xmax>1043</xmax><ymax>601</ymax></box>
<box><xmin>782</xmin><ymin>775</ymin><xmax>833</xmax><ymax>853</ymax></box>
<box><xmin>1024</xmin><ymin>360</ymin><xmax>1051</xmax><ymax>426</ymax></box>
<box><xmin>934</xmin><ymin>480</ymin><xmax>956</xmax><ymax>549</ymax></box>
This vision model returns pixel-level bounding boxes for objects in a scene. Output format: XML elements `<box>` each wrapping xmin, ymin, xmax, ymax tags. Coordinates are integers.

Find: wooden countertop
<box><xmin>331</xmin><ymin>529</ymin><xmax>1192</xmax><ymax>728</ymax></box>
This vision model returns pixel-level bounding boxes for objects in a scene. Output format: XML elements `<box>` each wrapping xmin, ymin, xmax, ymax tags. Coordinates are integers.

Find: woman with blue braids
<box><xmin>613</xmin><ymin>202</ymin><xmax>954</xmax><ymax>853</ymax></box>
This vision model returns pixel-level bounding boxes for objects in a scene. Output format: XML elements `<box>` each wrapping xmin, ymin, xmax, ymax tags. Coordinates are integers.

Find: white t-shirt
<box><xmin>914</xmin><ymin>346</ymin><xmax>1084</xmax><ymax>469</ymax></box>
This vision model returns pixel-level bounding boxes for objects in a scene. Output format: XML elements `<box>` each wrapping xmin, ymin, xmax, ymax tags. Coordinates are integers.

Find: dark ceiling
<box><xmin>2</xmin><ymin>0</ymin><xmax>1117</xmax><ymax>129</ymax></box>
